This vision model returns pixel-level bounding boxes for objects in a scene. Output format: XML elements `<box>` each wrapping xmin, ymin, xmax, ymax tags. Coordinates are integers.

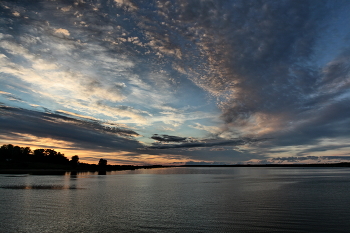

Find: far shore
<box><xmin>0</xmin><ymin>165</ymin><xmax>164</xmax><ymax>175</ymax></box>
<box><xmin>180</xmin><ymin>162</ymin><xmax>350</xmax><ymax>167</ymax></box>
<box><xmin>1</xmin><ymin>163</ymin><xmax>350</xmax><ymax>175</ymax></box>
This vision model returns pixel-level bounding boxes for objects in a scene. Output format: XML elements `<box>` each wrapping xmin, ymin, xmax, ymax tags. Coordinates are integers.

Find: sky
<box><xmin>1</xmin><ymin>0</ymin><xmax>350</xmax><ymax>165</ymax></box>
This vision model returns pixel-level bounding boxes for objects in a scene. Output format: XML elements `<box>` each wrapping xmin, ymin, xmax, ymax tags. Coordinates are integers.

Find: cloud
<box><xmin>147</xmin><ymin>136</ymin><xmax>269</xmax><ymax>150</ymax></box>
<box><xmin>0</xmin><ymin>105</ymin><xmax>143</xmax><ymax>152</ymax></box>
<box><xmin>293</xmin><ymin>139</ymin><xmax>350</xmax><ymax>157</ymax></box>
<box><xmin>185</xmin><ymin>161</ymin><xmax>228</xmax><ymax>165</ymax></box>
<box><xmin>60</xmin><ymin>6</ymin><xmax>72</xmax><ymax>12</ymax></box>
<box><xmin>0</xmin><ymin>91</ymin><xmax>23</xmax><ymax>102</ymax></box>
<box><xmin>151</xmin><ymin>1</ymin><xmax>349</xmax><ymax>135</ymax></box>
<box><xmin>54</xmin><ymin>28</ymin><xmax>70</xmax><ymax>37</ymax></box>
<box><xmin>254</xmin><ymin>155</ymin><xmax>350</xmax><ymax>164</ymax></box>
<box><xmin>114</xmin><ymin>0</ymin><xmax>138</xmax><ymax>11</ymax></box>
<box><xmin>189</xmin><ymin>123</ymin><xmax>222</xmax><ymax>135</ymax></box>
<box><xmin>151</xmin><ymin>134</ymin><xmax>187</xmax><ymax>143</ymax></box>
<box><xmin>0</xmin><ymin>32</ymin><xmax>156</xmax><ymax>124</ymax></box>
<box><xmin>12</xmin><ymin>11</ymin><xmax>20</xmax><ymax>17</ymax></box>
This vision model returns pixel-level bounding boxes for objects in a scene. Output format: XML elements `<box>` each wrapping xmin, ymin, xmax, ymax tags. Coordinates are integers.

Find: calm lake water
<box><xmin>1</xmin><ymin>167</ymin><xmax>350</xmax><ymax>232</ymax></box>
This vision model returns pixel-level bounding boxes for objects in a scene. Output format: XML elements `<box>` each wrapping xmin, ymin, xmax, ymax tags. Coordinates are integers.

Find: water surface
<box><xmin>1</xmin><ymin>167</ymin><xmax>350</xmax><ymax>232</ymax></box>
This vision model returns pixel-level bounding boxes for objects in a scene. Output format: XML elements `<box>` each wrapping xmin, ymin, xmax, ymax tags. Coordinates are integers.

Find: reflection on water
<box><xmin>0</xmin><ymin>167</ymin><xmax>350</xmax><ymax>232</ymax></box>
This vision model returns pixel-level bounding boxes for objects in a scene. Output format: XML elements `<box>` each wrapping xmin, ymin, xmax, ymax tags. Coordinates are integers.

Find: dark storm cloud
<box><xmin>0</xmin><ymin>106</ymin><xmax>142</xmax><ymax>152</ymax></box>
<box><xmin>54</xmin><ymin>110</ymin><xmax>139</xmax><ymax>138</ymax></box>
<box><xmin>147</xmin><ymin>137</ymin><xmax>268</xmax><ymax>150</ymax></box>
<box><xmin>151</xmin><ymin>134</ymin><xmax>187</xmax><ymax>142</ymax></box>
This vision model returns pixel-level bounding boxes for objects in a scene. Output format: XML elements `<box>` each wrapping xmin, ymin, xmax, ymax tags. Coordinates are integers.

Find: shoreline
<box><xmin>180</xmin><ymin>163</ymin><xmax>350</xmax><ymax>167</ymax></box>
<box><xmin>1</xmin><ymin>163</ymin><xmax>350</xmax><ymax>174</ymax></box>
<box><xmin>0</xmin><ymin>165</ymin><xmax>164</xmax><ymax>175</ymax></box>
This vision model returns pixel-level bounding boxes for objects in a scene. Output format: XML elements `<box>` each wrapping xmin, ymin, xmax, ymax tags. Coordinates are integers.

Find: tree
<box><xmin>0</xmin><ymin>144</ymin><xmax>14</xmax><ymax>161</ymax></box>
<box><xmin>98</xmin><ymin>159</ymin><xmax>107</xmax><ymax>167</ymax></box>
<box><xmin>70</xmin><ymin>155</ymin><xmax>79</xmax><ymax>168</ymax></box>
<box><xmin>0</xmin><ymin>144</ymin><xmax>31</xmax><ymax>161</ymax></box>
<box><xmin>21</xmin><ymin>147</ymin><xmax>31</xmax><ymax>156</ymax></box>
<box><xmin>33</xmin><ymin>149</ymin><xmax>45</xmax><ymax>157</ymax></box>
<box><xmin>32</xmin><ymin>148</ymin><xmax>69</xmax><ymax>164</ymax></box>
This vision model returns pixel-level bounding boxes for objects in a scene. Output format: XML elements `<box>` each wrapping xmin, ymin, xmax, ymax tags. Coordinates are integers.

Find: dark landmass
<box><xmin>0</xmin><ymin>144</ymin><xmax>162</xmax><ymax>174</ymax></box>
<box><xmin>0</xmin><ymin>163</ymin><xmax>164</xmax><ymax>175</ymax></box>
<box><xmin>0</xmin><ymin>165</ymin><xmax>164</xmax><ymax>175</ymax></box>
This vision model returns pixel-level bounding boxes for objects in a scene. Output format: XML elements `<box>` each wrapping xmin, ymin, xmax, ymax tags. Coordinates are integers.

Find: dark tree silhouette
<box><xmin>21</xmin><ymin>147</ymin><xmax>32</xmax><ymax>155</ymax></box>
<box><xmin>1</xmin><ymin>144</ymin><xmax>146</xmax><ymax>171</ymax></box>
<box><xmin>70</xmin><ymin>155</ymin><xmax>79</xmax><ymax>168</ymax></box>
<box><xmin>0</xmin><ymin>144</ymin><xmax>32</xmax><ymax>162</ymax></box>
<box><xmin>98</xmin><ymin>159</ymin><xmax>107</xmax><ymax>167</ymax></box>
<box><xmin>32</xmin><ymin>148</ymin><xmax>68</xmax><ymax>164</ymax></box>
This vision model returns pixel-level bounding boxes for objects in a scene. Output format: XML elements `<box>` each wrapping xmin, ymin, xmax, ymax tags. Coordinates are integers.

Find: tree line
<box><xmin>0</xmin><ymin>144</ymin><xmax>109</xmax><ymax>170</ymax></box>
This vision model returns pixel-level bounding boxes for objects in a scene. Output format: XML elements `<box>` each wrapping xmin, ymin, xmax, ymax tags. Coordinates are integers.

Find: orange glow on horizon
<box><xmin>0</xmin><ymin>133</ymin><xmax>192</xmax><ymax>165</ymax></box>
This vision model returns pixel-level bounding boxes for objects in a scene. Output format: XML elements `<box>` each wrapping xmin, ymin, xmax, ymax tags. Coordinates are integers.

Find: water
<box><xmin>1</xmin><ymin>167</ymin><xmax>350</xmax><ymax>232</ymax></box>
